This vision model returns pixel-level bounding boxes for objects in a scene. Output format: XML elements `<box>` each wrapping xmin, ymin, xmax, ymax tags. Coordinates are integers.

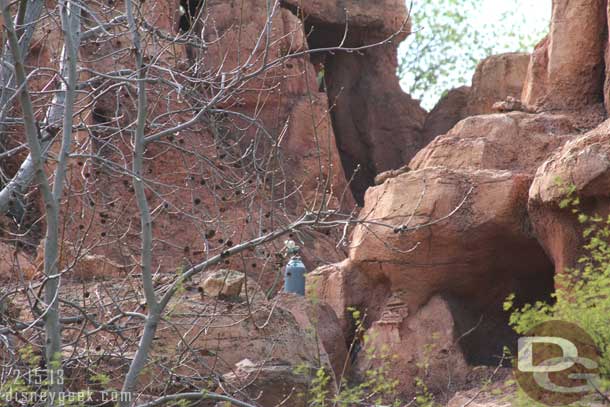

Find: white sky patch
<box><xmin>476</xmin><ymin>0</ymin><xmax>551</xmax><ymax>28</ymax></box>
<box><xmin>399</xmin><ymin>0</ymin><xmax>552</xmax><ymax>109</ymax></box>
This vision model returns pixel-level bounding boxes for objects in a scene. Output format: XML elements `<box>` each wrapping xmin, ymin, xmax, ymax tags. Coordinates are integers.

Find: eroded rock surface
<box><xmin>290</xmin><ymin>0</ymin><xmax>427</xmax><ymax>204</ymax></box>
<box><xmin>466</xmin><ymin>52</ymin><xmax>530</xmax><ymax>116</ymax></box>
<box><xmin>422</xmin><ymin>86</ymin><xmax>471</xmax><ymax>144</ymax></box>
<box><xmin>529</xmin><ymin>119</ymin><xmax>610</xmax><ymax>277</ymax></box>
<box><xmin>522</xmin><ymin>0</ymin><xmax>607</xmax><ymax>111</ymax></box>
<box><xmin>311</xmin><ymin>165</ymin><xmax>556</xmax><ymax>394</ymax></box>
<box><xmin>7</xmin><ymin>0</ymin><xmax>610</xmax><ymax>405</ymax></box>
<box><xmin>412</xmin><ymin>112</ymin><xmax>575</xmax><ymax>173</ymax></box>
<box><xmin>422</xmin><ymin>53</ymin><xmax>531</xmax><ymax>144</ymax></box>
<box><xmin>357</xmin><ymin>295</ymin><xmax>469</xmax><ymax>396</ymax></box>
<box><xmin>277</xmin><ymin>293</ymin><xmax>348</xmax><ymax>379</ymax></box>
<box><xmin>0</xmin><ymin>242</ymin><xmax>32</xmax><ymax>282</ymax></box>
<box><xmin>309</xmin><ymin>108</ymin><xmax>589</xmax><ymax>396</ymax></box>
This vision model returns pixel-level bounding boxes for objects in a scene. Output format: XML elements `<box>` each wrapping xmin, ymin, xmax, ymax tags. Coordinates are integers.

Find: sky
<box><xmin>399</xmin><ymin>0</ymin><xmax>552</xmax><ymax>108</ymax></box>
<box><xmin>476</xmin><ymin>0</ymin><xmax>551</xmax><ymax>28</ymax></box>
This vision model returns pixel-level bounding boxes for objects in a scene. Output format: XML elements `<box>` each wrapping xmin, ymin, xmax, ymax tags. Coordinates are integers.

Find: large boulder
<box><xmin>412</xmin><ymin>112</ymin><xmax>576</xmax><ymax>173</ymax></box>
<box><xmin>311</xmin><ymin>166</ymin><xmax>555</xmax><ymax>395</ymax></box>
<box><xmin>347</xmin><ymin>167</ymin><xmax>552</xmax><ymax>316</ymax></box>
<box><xmin>466</xmin><ymin>53</ymin><xmax>531</xmax><ymax>116</ymax></box>
<box><xmin>356</xmin><ymin>295</ymin><xmax>469</xmax><ymax>397</ymax></box>
<box><xmin>200</xmin><ymin>269</ymin><xmax>245</xmax><ymax>298</ymax></box>
<box><xmin>529</xmin><ymin>119</ymin><xmax>610</xmax><ymax>277</ymax></box>
<box><xmin>522</xmin><ymin>0</ymin><xmax>607</xmax><ymax>111</ymax></box>
<box><xmin>308</xmin><ymin>111</ymin><xmax>585</xmax><ymax>396</ymax></box>
<box><xmin>277</xmin><ymin>293</ymin><xmax>349</xmax><ymax>380</ymax></box>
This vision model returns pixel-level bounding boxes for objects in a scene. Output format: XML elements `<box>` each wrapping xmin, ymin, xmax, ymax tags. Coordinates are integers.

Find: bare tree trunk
<box><xmin>120</xmin><ymin>1</ymin><xmax>160</xmax><ymax>403</ymax></box>
<box><xmin>42</xmin><ymin>1</ymin><xmax>80</xmax><ymax>405</ymax></box>
<box><xmin>0</xmin><ymin>1</ymin><xmax>79</xmax><ymax>404</ymax></box>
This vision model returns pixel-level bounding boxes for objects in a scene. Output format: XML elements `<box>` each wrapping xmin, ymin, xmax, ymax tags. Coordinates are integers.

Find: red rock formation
<box><xmin>310</xmin><ymin>111</ymin><xmax>584</xmax><ymax>395</ymax></box>
<box><xmin>522</xmin><ymin>0</ymin><xmax>607</xmax><ymax>111</ymax></box>
<box><xmin>605</xmin><ymin>1</ymin><xmax>610</xmax><ymax>113</ymax></box>
<box><xmin>311</xmin><ymin>167</ymin><xmax>555</xmax><ymax>394</ymax></box>
<box><xmin>421</xmin><ymin>86</ymin><xmax>471</xmax><ymax>146</ymax></box>
<box><xmin>9</xmin><ymin>0</ymin><xmax>610</xmax><ymax>404</ymax></box>
<box><xmin>0</xmin><ymin>242</ymin><xmax>32</xmax><ymax>282</ymax></box>
<box><xmin>286</xmin><ymin>0</ymin><xmax>427</xmax><ymax>204</ymax></box>
<box><xmin>466</xmin><ymin>53</ymin><xmax>530</xmax><ymax>116</ymax></box>
<box><xmin>413</xmin><ymin>112</ymin><xmax>576</xmax><ymax>173</ymax></box>
<box><xmin>529</xmin><ymin>119</ymin><xmax>610</xmax><ymax>278</ymax></box>
<box><xmin>422</xmin><ymin>53</ymin><xmax>530</xmax><ymax>145</ymax></box>
<box><xmin>277</xmin><ymin>292</ymin><xmax>348</xmax><ymax>379</ymax></box>
<box><xmin>43</xmin><ymin>0</ymin><xmax>352</xmax><ymax>286</ymax></box>
<box><xmin>282</xmin><ymin>0</ymin><xmax>409</xmax><ymax>36</ymax></box>
<box><xmin>357</xmin><ymin>295</ymin><xmax>469</xmax><ymax>397</ymax></box>
<box><xmin>324</xmin><ymin>47</ymin><xmax>426</xmax><ymax>204</ymax></box>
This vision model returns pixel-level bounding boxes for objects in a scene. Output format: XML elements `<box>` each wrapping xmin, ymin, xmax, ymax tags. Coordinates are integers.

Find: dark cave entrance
<box><xmin>283</xmin><ymin>8</ymin><xmax>428</xmax><ymax>205</ymax></box>
<box><xmin>443</xmin><ymin>249</ymin><xmax>556</xmax><ymax>366</ymax></box>
<box><xmin>300</xmin><ymin>19</ymin><xmax>377</xmax><ymax>205</ymax></box>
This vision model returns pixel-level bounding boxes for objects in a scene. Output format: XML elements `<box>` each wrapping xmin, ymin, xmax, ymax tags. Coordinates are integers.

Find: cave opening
<box><xmin>299</xmin><ymin>18</ymin><xmax>378</xmax><ymax>205</ymax></box>
<box><xmin>444</xmin><ymin>251</ymin><xmax>556</xmax><ymax>366</ymax></box>
<box><xmin>284</xmin><ymin>7</ymin><xmax>427</xmax><ymax>205</ymax></box>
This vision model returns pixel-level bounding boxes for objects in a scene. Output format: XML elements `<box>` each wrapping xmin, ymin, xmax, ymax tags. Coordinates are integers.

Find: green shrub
<box><xmin>505</xmin><ymin>184</ymin><xmax>610</xmax><ymax>405</ymax></box>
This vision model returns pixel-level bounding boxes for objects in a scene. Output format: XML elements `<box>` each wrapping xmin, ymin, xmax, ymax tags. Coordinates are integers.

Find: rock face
<box><xmin>529</xmin><ymin>119</ymin><xmax>610</xmax><ymax>277</ymax></box>
<box><xmin>522</xmin><ymin>0</ymin><xmax>607</xmax><ymax>110</ymax></box>
<box><xmin>422</xmin><ymin>86</ymin><xmax>471</xmax><ymax>144</ymax></box>
<box><xmin>310</xmin><ymin>111</ymin><xmax>585</xmax><ymax>395</ymax></box>
<box><xmin>606</xmin><ymin>4</ymin><xmax>610</xmax><ymax>113</ymax></box>
<box><xmin>312</xmin><ymin>167</ymin><xmax>555</xmax><ymax>394</ymax></box>
<box><xmin>277</xmin><ymin>293</ymin><xmax>349</xmax><ymax>379</ymax></box>
<box><xmin>221</xmin><ymin>359</ymin><xmax>312</xmax><ymax>407</ymax></box>
<box><xmin>412</xmin><ymin>112</ymin><xmax>575</xmax><ymax>173</ymax></box>
<box><xmin>27</xmin><ymin>239</ymin><xmax>128</xmax><ymax>281</ymax></box>
<box><xmin>466</xmin><ymin>53</ymin><xmax>531</xmax><ymax>116</ymax></box>
<box><xmin>282</xmin><ymin>0</ymin><xmax>410</xmax><ymax>35</ymax></box>
<box><xmin>50</xmin><ymin>278</ymin><xmax>336</xmax><ymax>397</ymax></box>
<box><xmin>8</xmin><ymin>0</ymin><xmax>610</xmax><ymax>404</ymax></box>
<box><xmin>422</xmin><ymin>53</ymin><xmax>530</xmax><ymax>145</ymax></box>
<box><xmin>0</xmin><ymin>242</ymin><xmax>32</xmax><ymax>282</ymax></box>
<box><xmin>357</xmin><ymin>295</ymin><xmax>469</xmax><ymax>397</ymax></box>
<box><xmin>323</xmin><ymin>46</ymin><xmax>427</xmax><ymax>204</ymax></box>
<box><xmin>170</xmin><ymin>293</ymin><xmax>320</xmax><ymax>373</ymax></box>
<box><xmin>42</xmin><ymin>0</ymin><xmax>352</xmax><ymax>287</ymax></box>
<box><xmin>292</xmin><ymin>0</ymin><xmax>427</xmax><ymax>204</ymax></box>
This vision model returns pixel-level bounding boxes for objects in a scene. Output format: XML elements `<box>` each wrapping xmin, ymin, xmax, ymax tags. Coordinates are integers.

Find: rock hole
<box><xmin>178</xmin><ymin>0</ymin><xmax>203</xmax><ymax>32</ymax></box>
<box><xmin>444</xmin><ymin>248</ymin><xmax>555</xmax><ymax>366</ymax></box>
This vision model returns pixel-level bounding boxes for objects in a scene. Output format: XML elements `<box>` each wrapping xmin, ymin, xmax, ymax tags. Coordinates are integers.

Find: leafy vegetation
<box><xmin>399</xmin><ymin>0</ymin><xmax>548</xmax><ymax>108</ymax></box>
<box><xmin>505</xmin><ymin>182</ymin><xmax>610</xmax><ymax>405</ymax></box>
<box><xmin>297</xmin><ymin>307</ymin><xmax>407</xmax><ymax>407</ymax></box>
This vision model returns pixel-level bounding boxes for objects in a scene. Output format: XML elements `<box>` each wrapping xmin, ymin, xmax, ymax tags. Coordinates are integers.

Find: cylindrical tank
<box><xmin>284</xmin><ymin>256</ymin><xmax>306</xmax><ymax>295</ymax></box>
